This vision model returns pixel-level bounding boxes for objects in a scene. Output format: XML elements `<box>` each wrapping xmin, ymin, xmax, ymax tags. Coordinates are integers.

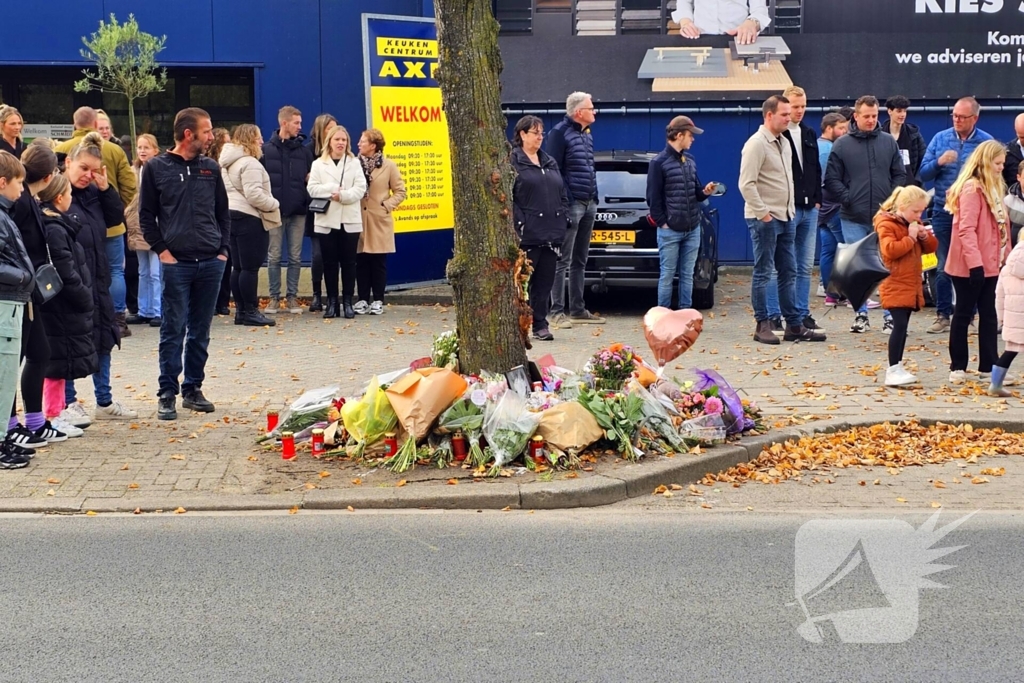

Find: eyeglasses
<box><xmin>524</xmin><ymin>129</ymin><xmax>544</xmax><ymax>136</ymax></box>
<box><xmin>578</xmin><ymin>107</ymin><xmax>596</xmax><ymax>112</ymax></box>
<box><xmin>952</xmin><ymin>114</ymin><xmax>977</xmax><ymax>121</ymax></box>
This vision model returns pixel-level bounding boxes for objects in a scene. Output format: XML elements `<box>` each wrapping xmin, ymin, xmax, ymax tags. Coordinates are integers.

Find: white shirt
<box><xmin>787</xmin><ymin>121</ymin><xmax>803</xmax><ymax>169</ymax></box>
<box><xmin>672</xmin><ymin>0</ymin><xmax>771</xmax><ymax>34</ymax></box>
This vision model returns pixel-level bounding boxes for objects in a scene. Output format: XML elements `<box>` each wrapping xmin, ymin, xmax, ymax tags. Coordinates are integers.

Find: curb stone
<box><xmin>7</xmin><ymin>413</ymin><xmax>1020</xmax><ymax>515</ymax></box>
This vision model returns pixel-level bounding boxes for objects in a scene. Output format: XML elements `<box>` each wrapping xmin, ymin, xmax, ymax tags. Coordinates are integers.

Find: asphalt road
<box><xmin>2</xmin><ymin>510</ymin><xmax>1021</xmax><ymax>682</ymax></box>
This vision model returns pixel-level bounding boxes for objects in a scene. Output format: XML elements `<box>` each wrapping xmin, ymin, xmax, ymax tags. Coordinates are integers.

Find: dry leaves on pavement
<box><xmin>703</xmin><ymin>420</ymin><xmax>1024</xmax><ymax>487</ymax></box>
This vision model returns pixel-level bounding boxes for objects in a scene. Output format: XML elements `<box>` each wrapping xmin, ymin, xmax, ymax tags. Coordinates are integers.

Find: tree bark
<box><xmin>435</xmin><ymin>0</ymin><xmax>528</xmax><ymax>375</ymax></box>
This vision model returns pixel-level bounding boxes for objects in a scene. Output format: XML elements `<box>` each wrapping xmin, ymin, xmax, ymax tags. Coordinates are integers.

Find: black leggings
<box><xmin>996</xmin><ymin>351</ymin><xmax>1018</xmax><ymax>370</ymax></box>
<box><xmin>12</xmin><ymin>305</ymin><xmax>49</xmax><ymax>417</ymax></box>
<box><xmin>229</xmin><ymin>211</ymin><xmax>269</xmax><ymax>312</ymax></box>
<box><xmin>525</xmin><ymin>245</ymin><xmax>558</xmax><ymax>333</ymax></box>
<box><xmin>124</xmin><ymin>234</ymin><xmax>139</xmax><ymax>314</ymax></box>
<box><xmin>357</xmin><ymin>253</ymin><xmax>388</xmax><ymax>303</ymax></box>
<box><xmin>321</xmin><ymin>230</ymin><xmax>359</xmax><ymax>299</ymax></box>
<box><xmin>950</xmin><ymin>275</ymin><xmax>999</xmax><ymax>372</ymax></box>
<box><xmin>887</xmin><ymin>308</ymin><xmax>912</xmax><ymax>367</ymax></box>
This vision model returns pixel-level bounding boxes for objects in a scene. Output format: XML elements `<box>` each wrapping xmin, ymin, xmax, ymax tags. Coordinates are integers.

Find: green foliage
<box><xmin>74</xmin><ymin>14</ymin><xmax>168</xmax><ymax>146</ymax></box>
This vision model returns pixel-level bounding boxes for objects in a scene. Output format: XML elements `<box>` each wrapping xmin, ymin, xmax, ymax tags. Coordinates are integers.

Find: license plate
<box><xmin>921</xmin><ymin>253</ymin><xmax>938</xmax><ymax>270</ymax></box>
<box><xmin>592</xmin><ymin>230</ymin><xmax>635</xmax><ymax>244</ymax></box>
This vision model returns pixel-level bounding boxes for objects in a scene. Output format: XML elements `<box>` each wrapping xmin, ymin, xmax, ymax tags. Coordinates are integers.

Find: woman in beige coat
<box><xmin>355</xmin><ymin>128</ymin><xmax>406</xmax><ymax>315</ymax></box>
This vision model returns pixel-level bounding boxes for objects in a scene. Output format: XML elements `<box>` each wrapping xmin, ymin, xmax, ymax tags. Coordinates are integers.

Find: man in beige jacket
<box><xmin>739</xmin><ymin>95</ymin><xmax>826</xmax><ymax>345</ymax></box>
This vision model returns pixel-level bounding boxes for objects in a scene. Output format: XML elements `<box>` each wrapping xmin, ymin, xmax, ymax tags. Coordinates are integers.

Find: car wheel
<box><xmin>692</xmin><ymin>284</ymin><xmax>715</xmax><ymax>310</ymax></box>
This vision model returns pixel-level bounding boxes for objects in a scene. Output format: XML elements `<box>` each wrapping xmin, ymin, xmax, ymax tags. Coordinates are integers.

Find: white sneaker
<box><xmin>59</xmin><ymin>402</ymin><xmax>92</xmax><ymax>428</ymax></box>
<box><xmin>50</xmin><ymin>417</ymin><xmax>84</xmax><ymax>438</ymax></box>
<box><xmin>353</xmin><ymin>300</ymin><xmax>369</xmax><ymax>315</ymax></box>
<box><xmin>286</xmin><ymin>297</ymin><xmax>303</xmax><ymax>314</ymax></box>
<box><xmin>949</xmin><ymin>370</ymin><xmax>968</xmax><ymax>385</ymax></box>
<box><xmin>885</xmin><ymin>363</ymin><xmax>918</xmax><ymax>386</ymax></box>
<box><xmin>369</xmin><ymin>300</ymin><xmax>384</xmax><ymax>315</ymax></box>
<box><xmin>94</xmin><ymin>401</ymin><xmax>139</xmax><ymax>420</ymax></box>
<box><xmin>866</xmin><ymin>299</ymin><xmax>881</xmax><ymax>309</ymax></box>
<box><xmin>816</xmin><ymin>284</ymin><xmax>826</xmax><ymax>297</ymax></box>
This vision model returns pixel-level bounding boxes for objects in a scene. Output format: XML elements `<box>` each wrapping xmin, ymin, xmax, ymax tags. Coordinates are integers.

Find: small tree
<box><xmin>74</xmin><ymin>13</ymin><xmax>168</xmax><ymax>147</ymax></box>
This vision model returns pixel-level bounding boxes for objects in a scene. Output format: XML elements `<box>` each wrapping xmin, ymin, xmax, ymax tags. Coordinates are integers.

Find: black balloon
<box><xmin>826</xmin><ymin>232</ymin><xmax>890</xmax><ymax>312</ymax></box>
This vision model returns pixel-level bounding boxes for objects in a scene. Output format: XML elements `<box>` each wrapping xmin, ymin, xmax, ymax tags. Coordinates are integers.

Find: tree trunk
<box><xmin>127</xmin><ymin>97</ymin><xmax>137</xmax><ymax>150</ymax></box>
<box><xmin>435</xmin><ymin>0</ymin><xmax>527</xmax><ymax>376</ymax></box>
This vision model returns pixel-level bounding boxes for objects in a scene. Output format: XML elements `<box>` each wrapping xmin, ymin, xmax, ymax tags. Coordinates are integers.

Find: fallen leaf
<box><xmin>170</xmin><ymin>454</ymin><xmax>185</xmax><ymax>461</ymax></box>
<box><xmin>858</xmin><ymin>481</ymin><xmax>866</xmax><ymax>486</ymax></box>
<box><xmin>120</xmin><ymin>463</ymin><xmax>130</xmax><ymax>471</ymax></box>
<box><xmin>303</xmin><ymin>483</ymin><xmax>317</xmax><ymax>490</ymax></box>
<box><xmin>46</xmin><ymin>477</ymin><xmax>60</xmax><ymax>484</ymax></box>
<box><xmin>347</xmin><ymin>506</ymin><xmax>355</xmax><ymax>512</ymax></box>
<box><xmin>247</xmin><ymin>455</ymin><xmax>258</xmax><ymax>462</ymax></box>
<box><xmin>501</xmin><ymin>506</ymin><xmax>512</xmax><ymax>512</ymax></box>
<box><xmin>896</xmin><ymin>497</ymin><xmax>907</xmax><ymax>503</ymax></box>
<box><xmin>396</xmin><ymin>479</ymin><xmax>407</xmax><ymax>488</ymax></box>
<box><xmin>46</xmin><ymin>489</ymin><xmax>55</xmax><ymax>496</ymax></box>
<box><xmin>351</xmin><ymin>478</ymin><xmax>362</xmax><ymax>485</ymax></box>
<box><xmin>128</xmin><ymin>483</ymin><xmax>139</xmax><ymax>490</ymax></box>
<box><xmin>653</xmin><ymin>485</ymin><xmax>668</xmax><ymax>495</ymax></box>
<box><xmin>174</xmin><ymin>507</ymin><xmax>187</xmax><ymax>514</ymax></box>
<box><xmin>931</xmin><ymin>502</ymin><xmax>942</xmax><ymax>508</ymax></box>
<box><xmin>447</xmin><ymin>478</ymin><xmax>458</xmax><ymax>485</ymax></box>
<box><xmin>133</xmin><ymin>507</ymin><xmax>142</xmax><ymax>515</ymax></box>
<box><xmin>934</xmin><ymin>480</ymin><xmax>947</xmax><ymax>489</ymax></box>
<box><xmin>662</xmin><ymin>491</ymin><xmax>674</xmax><ymax>498</ymax></box>
<box><xmin>746</xmin><ymin>506</ymin><xmax>754</xmax><ymax>511</ymax></box>
<box><xmin>318</xmin><ymin>471</ymin><xmax>331</xmax><ymax>479</ymax></box>
<box><xmin>971</xmin><ymin>476</ymin><xmax>989</xmax><ymax>485</ymax></box>
<box><xmin>129</xmin><ymin>423</ymin><xmax>140</xmax><ymax>430</ymax></box>
<box><xmin>700</xmin><ymin>502</ymin><xmax>712</xmax><ymax>509</ymax></box>
<box><xmin>85</xmin><ymin>510</ymin><xmax>97</xmax><ymax>516</ymax></box>
<box><xmin>980</xmin><ymin>467</ymin><xmax>1006</xmax><ymax>477</ymax></box>
<box><xmin>288</xmin><ymin>506</ymin><xmax>299</xmax><ymax>515</ymax></box>
<box><xmin>670</xmin><ymin>484</ymin><xmax>683</xmax><ymax>491</ymax></box>
<box><xmin>565</xmin><ymin>472</ymin><xmax>579</xmax><ymax>479</ymax></box>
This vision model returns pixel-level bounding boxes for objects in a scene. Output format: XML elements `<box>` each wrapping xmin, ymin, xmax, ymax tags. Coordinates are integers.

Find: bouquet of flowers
<box><xmin>578</xmin><ymin>387</ymin><xmax>646</xmax><ymax>461</ymax></box>
<box><xmin>482</xmin><ymin>389</ymin><xmax>543</xmax><ymax>470</ymax></box>
<box><xmin>588</xmin><ymin>343</ymin><xmax>638</xmax><ymax>391</ymax></box>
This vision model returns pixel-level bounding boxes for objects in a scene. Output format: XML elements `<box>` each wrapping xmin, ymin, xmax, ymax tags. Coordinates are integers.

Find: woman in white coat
<box><xmin>307</xmin><ymin>123</ymin><xmax>367</xmax><ymax>318</ymax></box>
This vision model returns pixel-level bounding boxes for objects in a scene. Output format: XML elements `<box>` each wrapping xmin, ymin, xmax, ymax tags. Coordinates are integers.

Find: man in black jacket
<box><xmin>139</xmin><ymin>108</ymin><xmax>230</xmax><ymax>421</ymax></box>
<box><xmin>882</xmin><ymin>96</ymin><xmax>927</xmax><ymax>186</ymax></box>
<box><xmin>1003</xmin><ymin>113</ymin><xmax>1024</xmax><ymax>190</ymax></box>
<box><xmin>262</xmin><ymin>105</ymin><xmax>313</xmax><ymax>315</ymax></box>
<box><xmin>646</xmin><ymin>115</ymin><xmax>716</xmax><ymax>310</ymax></box>
<box><xmin>824</xmin><ymin>95</ymin><xmax>906</xmax><ymax>334</ymax></box>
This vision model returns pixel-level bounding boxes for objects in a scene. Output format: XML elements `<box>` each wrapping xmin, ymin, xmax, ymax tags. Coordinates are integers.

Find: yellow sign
<box><xmin>369</xmin><ymin>85</ymin><xmax>454</xmax><ymax>233</ymax></box>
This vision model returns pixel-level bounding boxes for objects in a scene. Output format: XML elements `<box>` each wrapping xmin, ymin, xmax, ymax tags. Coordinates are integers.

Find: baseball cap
<box><xmin>667</xmin><ymin>115</ymin><xmax>704</xmax><ymax>135</ymax></box>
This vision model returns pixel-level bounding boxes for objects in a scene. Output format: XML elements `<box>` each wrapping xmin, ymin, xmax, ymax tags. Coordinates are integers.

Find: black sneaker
<box><xmin>182</xmin><ymin>390</ymin><xmax>215</xmax><ymax>413</ymax></box>
<box><xmin>533</xmin><ymin>328</ymin><xmax>554</xmax><ymax>341</ymax></box>
<box><xmin>148</xmin><ymin>317</ymin><xmax>163</xmax><ymax>328</ymax></box>
<box><xmin>158</xmin><ymin>394</ymin><xmax>177</xmax><ymax>421</ymax></box>
<box><xmin>33</xmin><ymin>421</ymin><xmax>68</xmax><ymax>444</ymax></box>
<box><xmin>0</xmin><ymin>443</ymin><xmax>29</xmax><ymax>469</ymax></box>
<box><xmin>769</xmin><ymin>317</ymin><xmax>784</xmax><ymax>335</ymax></box>
<box><xmin>4</xmin><ymin>440</ymin><xmax>34</xmax><ymax>459</ymax></box>
<box><xmin>784</xmin><ymin>325</ymin><xmax>827</xmax><ymax>342</ymax></box>
<box><xmin>803</xmin><ymin>315</ymin><xmax>824</xmax><ymax>332</ymax></box>
<box><xmin>7</xmin><ymin>425</ymin><xmax>47</xmax><ymax>450</ymax></box>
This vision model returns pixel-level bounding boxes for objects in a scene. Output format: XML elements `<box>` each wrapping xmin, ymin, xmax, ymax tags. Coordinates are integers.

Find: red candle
<box><xmin>311</xmin><ymin>429</ymin><xmax>325</xmax><ymax>458</ymax></box>
<box><xmin>267</xmin><ymin>410</ymin><xmax>279</xmax><ymax>433</ymax></box>
<box><xmin>452</xmin><ymin>431</ymin><xmax>468</xmax><ymax>461</ymax></box>
<box><xmin>281</xmin><ymin>431</ymin><xmax>296</xmax><ymax>460</ymax></box>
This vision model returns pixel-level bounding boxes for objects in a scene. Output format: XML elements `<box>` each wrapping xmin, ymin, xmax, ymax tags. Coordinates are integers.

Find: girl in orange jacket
<box><xmin>874</xmin><ymin>185</ymin><xmax>938</xmax><ymax>386</ymax></box>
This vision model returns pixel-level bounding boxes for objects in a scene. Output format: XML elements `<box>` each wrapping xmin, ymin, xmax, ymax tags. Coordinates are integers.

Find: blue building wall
<box><xmin>3</xmin><ymin>1</ymin><xmax>1022</xmax><ymax>271</ymax></box>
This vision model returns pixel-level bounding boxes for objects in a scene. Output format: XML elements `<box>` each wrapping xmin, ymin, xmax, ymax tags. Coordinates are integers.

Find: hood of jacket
<box><xmin>873</xmin><ymin>210</ymin><xmax>906</xmax><ymax>231</ymax></box>
<box><xmin>848</xmin><ymin>120</ymin><xmax>881</xmax><ymax>140</ymax></box>
<box><xmin>1006</xmin><ymin>242</ymin><xmax>1024</xmax><ymax>279</ymax></box>
<box><xmin>269</xmin><ymin>131</ymin><xmax>308</xmax><ymax>150</ymax></box>
<box><xmin>218</xmin><ymin>142</ymin><xmax>251</xmax><ymax>169</ymax></box>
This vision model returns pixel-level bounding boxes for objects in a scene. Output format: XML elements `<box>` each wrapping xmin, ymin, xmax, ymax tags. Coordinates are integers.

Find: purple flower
<box><xmin>704</xmin><ymin>396</ymin><xmax>724</xmax><ymax>415</ymax></box>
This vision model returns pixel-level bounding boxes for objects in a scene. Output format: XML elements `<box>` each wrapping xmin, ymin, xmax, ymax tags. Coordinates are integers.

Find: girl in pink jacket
<box><xmin>944</xmin><ymin>140</ymin><xmax>1011</xmax><ymax>385</ymax></box>
<box><xmin>992</xmin><ymin>240</ymin><xmax>1024</xmax><ymax>395</ymax></box>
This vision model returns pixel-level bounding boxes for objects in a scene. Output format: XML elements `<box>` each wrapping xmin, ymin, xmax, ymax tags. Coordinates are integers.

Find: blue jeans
<box><xmin>267</xmin><ymin>214</ymin><xmax>305</xmax><ymax>299</ymax></box>
<box><xmin>766</xmin><ymin>206</ymin><xmax>817</xmax><ymax>319</ymax></box>
<box><xmin>818</xmin><ymin>213</ymin><xmax>844</xmax><ymax>291</ymax></box>
<box><xmin>748</xmin><ymin>217</ymin><xmax>800</xmax><ymax>326</ymax></box>
<box><xmin>840</xmin><ymin>218</ymin><xmax>890</xmax><ymax>318</ymax></box>
<box><xmin>158</xmin><ymin>257</ymin><xmax>226</xmax><ymax>397</ymax></box>
<box><xmin>931</xmin><ymin>208</ymin><xmax>954</xmax><ymax>318</ymax></box>
<box><xmin>551</xmin><ymin>198</ymin><xmax>596</xmax><ymax>317</ymax></box>
<box><xmin>656</xmin><ymin>226</ymin><xmax>701</xmax><ymax>309</ymax></box>
<box><xmin>105</xmin><ymin>235</ymin><xmax>126</xmax><ymax>314</ymax></box>
<box><xmin>66</xmin><ymin>352</ymin><xmax>112</xmax><ymax>407</ymax></box>
<box><xmin>137</xmin><ymin>250</ymin><xmax>162</xmax><ymax>319</ymax></box>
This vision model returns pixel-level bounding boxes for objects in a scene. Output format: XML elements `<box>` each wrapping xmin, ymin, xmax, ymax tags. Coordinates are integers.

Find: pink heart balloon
<box><xmin>643</xmin><ymin>307</ymin><xmax>703</xmax><ymax>366</ymax></box>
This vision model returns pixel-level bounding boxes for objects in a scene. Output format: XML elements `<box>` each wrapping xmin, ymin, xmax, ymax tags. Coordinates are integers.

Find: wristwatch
<box><xmin>746</xmin><ymin>16</ymin><xmax>761</xmax><ymax>31</ymax></box>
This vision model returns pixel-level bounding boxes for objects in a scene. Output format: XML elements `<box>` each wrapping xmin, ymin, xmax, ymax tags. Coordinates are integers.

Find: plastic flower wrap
<box><xmin>691</xmin><ymin>368</ymin><xmax>744</xmax><ymax>435</ymax></box>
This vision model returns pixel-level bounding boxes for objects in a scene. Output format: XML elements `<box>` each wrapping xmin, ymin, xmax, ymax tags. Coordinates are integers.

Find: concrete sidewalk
<box><xmin>5</xmin><ymin>272</ymin><xmax>1021</xmax><ymax>513</ymax></box>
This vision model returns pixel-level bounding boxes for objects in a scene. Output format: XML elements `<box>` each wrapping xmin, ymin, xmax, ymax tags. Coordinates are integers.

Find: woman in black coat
<box><xmin>62</xmin><ymin>132</ymin><xmax>134</xmax><ymax>422</ymax></box>
<box><xmin>36</xmin><ymin>175</ymin><xmax>97</xmax><ymax>384</ymax></box>
<box><xmin>510</xmin><ymin>115</ymin><xmax>569</xmax><ymax>342</ymax></box>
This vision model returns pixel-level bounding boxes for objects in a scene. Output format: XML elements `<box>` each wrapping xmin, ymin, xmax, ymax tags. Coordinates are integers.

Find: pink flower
<box><xmin>704</xmin><ymin>396</ymin><xmax>724</xmax><ymax>415</ymax></box>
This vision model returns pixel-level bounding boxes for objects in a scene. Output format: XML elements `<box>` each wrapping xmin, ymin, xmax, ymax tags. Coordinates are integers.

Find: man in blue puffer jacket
<box><xmin>646</xmin><ymin>116</ymin><xmax>717</xmax><ymax>309</ymax></box>
<box><xmin>544</xmin><ymin>91</ymin><xmax>604</xmax><ymax>328</ymax></box>
<box><xmin>919</xmin><ymin>96</ymin><xmax>993</xmax><ymax>335</ymax></box>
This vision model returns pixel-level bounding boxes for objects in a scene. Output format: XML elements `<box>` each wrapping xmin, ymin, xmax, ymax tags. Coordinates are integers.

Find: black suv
<box><xmin>584</xmin><ymin>150</ymin><xmax>721</xmax><ymax>310</ymax></box>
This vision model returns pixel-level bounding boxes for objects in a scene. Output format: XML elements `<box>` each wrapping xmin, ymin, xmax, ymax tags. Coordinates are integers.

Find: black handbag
<box><xmin>34</xmin><ymin>242</ymin><xmax>63</xmax><ymax>304</ymax></box>
<box><xmin>308</xmin><ymin>160</ymin><xmax>347</xmax><ymax>214</ymax></box>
